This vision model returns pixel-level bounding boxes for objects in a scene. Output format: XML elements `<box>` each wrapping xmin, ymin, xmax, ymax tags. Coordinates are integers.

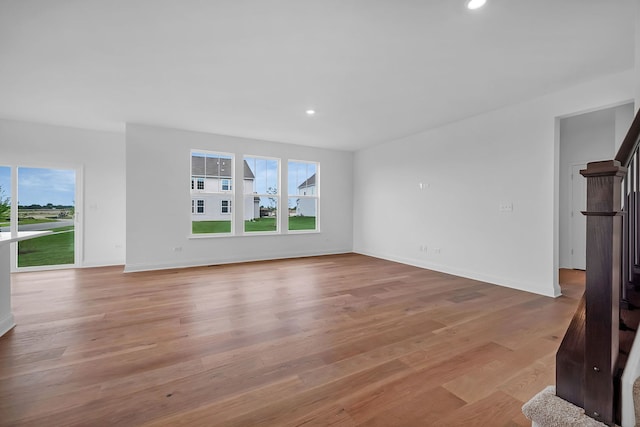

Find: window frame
<box><xmin>190</xmin><ymin>150</ymin><xmax>235</xmax><ymax>236</ymax></box>
<box><xmin>287</xmin><ymin>159</ymin><xmax>320</xmax><ymax>233</ymax></box>
<box><xmin>243</xmin><ymin>155</ymin><xmax>281</xmax><ymax>234</ymax></box>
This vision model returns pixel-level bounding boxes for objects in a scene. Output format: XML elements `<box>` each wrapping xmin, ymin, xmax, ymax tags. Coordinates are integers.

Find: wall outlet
<box><xmin>499</xmin><ymin>201</ymin><xmax>514</xmax><ymax>212</ymax></box>
<box><xmin>173</xmin><ymin>247</ymin><xmax>183</xmax><ymax>252</ymax></box>
<box><xmin>434</xmin><ymin>248</ymin><xmax>441</xmax><ymax>254</ymax></box>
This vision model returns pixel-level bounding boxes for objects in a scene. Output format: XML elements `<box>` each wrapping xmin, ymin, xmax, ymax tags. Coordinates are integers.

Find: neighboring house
<box><xmin>297</xmin><ymin>173</ymin><xmax>316</xmax><ymax>196</ymax></box>
<box><xmin>295</xmin><ymin>173</ymin><xmax>317</xmax><ymax>217</ymax></box>
<box><xmin>191</xmin><ymin>156</ymin><xmax>259</xmax><ymax>221</ymax></box>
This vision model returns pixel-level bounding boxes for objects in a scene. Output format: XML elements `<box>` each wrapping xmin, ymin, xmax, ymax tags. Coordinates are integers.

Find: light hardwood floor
<box><xmin>0</xmin><ymin>254</ymin><xmax>583</xmax><ymax>426</ymax></box>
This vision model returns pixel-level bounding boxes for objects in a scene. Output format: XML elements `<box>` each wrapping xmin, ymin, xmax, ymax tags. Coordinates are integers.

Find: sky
<box><xmin>193</xmin><ymin>153</ymin><xmax>317</xmax><ymax>197</ymax></box>
<box><xmin>243</xmin><ymin>158</ymin><xmax>316</xmax><ymax>209</ymax></box>
<box><xmin>0</xmin><ymin>166</ymin><xmax>76</xmax><ymax>206</ymax></box>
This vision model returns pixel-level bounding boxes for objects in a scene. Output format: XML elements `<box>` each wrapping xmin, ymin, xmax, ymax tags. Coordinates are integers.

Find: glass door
<box><xmin>16</xmin><ymin>167</ymin><xmax>76</xmax><ymax>269</ymax></box>
<box><xmin>0</xmin><ymin>166</ymin><xmax>10</xmax><ymax>233</ymax></box>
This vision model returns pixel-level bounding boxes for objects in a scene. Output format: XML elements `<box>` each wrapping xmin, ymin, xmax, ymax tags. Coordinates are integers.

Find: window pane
<box><xmin>288</xmin><ymin>161</ymin><xmax>316</xmax><ymax>196</ymax></box>
<box><xmin>191</xmin><ymin>151</ymin><xmax>233</xmax><ymax>234</ymax></box>
<box><xmin>288</xmin><ymin>197</ymin><xmax>316</xmax><ymax>230</ymax></box>
<box><xmin>245</xmin><ymin>157</ymin><xmax>278</xmax><ymax>195</ymax></box>
<box><xmin>16</xmin><ymin>167</ymin><xmax>76</xmax><ymax>267</ymax></box>
<box><xmin>245</xmin><ymin>196</ymin><xmax>277</xmax><ymax>232</ymax></box>
<box><xmin>288</xmin><ymin>161</ymin><xmax>318</xmax><ymax>231</ymax></box>
<box><xmin>0</xmin><ymin>166</ymin><xmax>10</xmax><ymax>232</ymax></box>
<box><xmin>244</xmin><ymin>156</ymin><xmax>279</xmax><ymax>233</ymax></box>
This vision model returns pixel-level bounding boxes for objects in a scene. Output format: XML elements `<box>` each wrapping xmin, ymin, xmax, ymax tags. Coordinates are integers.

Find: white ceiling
<box><xmin>0</xmin><ymin>0</ymin><xmax>635</xmax><ymax>151</ymax></box>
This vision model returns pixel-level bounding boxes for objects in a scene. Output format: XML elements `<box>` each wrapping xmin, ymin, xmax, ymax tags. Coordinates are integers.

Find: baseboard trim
<box><xmin>81</xmin><ymin>260</ymin><xmax>126</xmax><ymax>268</ymax></box>
<box><xmin>354</xmin><ymin>249</ymin><xmax>560</xmax><ymax>298</ymax></box>
<box><xmin>0</xmin><ymin>313</ymin><xmax>16</xmax><ymax>337</ymax></box>
<box><xmin>123</xmin><ymin>249</ymin><xmax>352</xmax><ymax>273</ymax></box>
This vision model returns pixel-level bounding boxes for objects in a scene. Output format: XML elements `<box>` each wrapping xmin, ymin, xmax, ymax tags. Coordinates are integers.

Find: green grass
<box><xmin>0</xmin><ymin>218</ymin><xmax>60</xmax><ymax>227</ymax></box>
<box><xmin>288</xmin><ymin>216</ymin><xmax>316</xmax><ymax>231</ymax></box>
<box><xmin>192</xmin><ymin>220</ymin><xmax>231</xmax><ymax>234</ymax></box>
<box><xmin>244</xmin><ymin>217</ymin><xmax>277</xmax><ymax>232</ymax></box>
<box><xmin>192</xmin><ymin>216</ymin><xmax>317</xmax><ymax>234</ymax></box>
<box><xmin>17</xmin><ymin>226</ymin><xmax>74</xmax><ymax>267</ymax></box>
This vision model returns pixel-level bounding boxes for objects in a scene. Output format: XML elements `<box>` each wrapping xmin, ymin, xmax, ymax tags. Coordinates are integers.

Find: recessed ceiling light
<box><xmin>467</xmin><ymin>0</ymin><xmax>486</xmax><ymax>10</ymax></box>
<box><xmin>305</xmin><ymin>109</ymin><xmax>316</xmax><ymax>116</ymax></box>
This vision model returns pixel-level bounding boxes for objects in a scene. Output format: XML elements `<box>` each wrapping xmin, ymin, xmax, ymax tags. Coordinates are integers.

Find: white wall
<box><xmin>353</xmin><ymin>70</ymin><xmax>634</xmax><ymax>297</ymax></box>
<box><xmin>616</xmin><ymin>103</ymin><xmax>636</xmax><ymax>152</ymax></box>
<box><xmin>125</xmin><ymin>124</ymin><xmax>353</xmax><ymax>271</ymax></box>
<box><xmin>0</xmin><ymin>119</ymin><xmax>126</xmax><ymax>268</ymax></box>
<box><xmin>558</xmin><ymin>104</ymin><xmax>633</xmax><ymax>269</ymax></box>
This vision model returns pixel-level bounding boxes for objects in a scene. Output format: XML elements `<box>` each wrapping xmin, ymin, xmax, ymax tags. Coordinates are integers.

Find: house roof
<box><xmin>192</xmin><ymin>156</ymin><xmax>255</xmax><ymax>179</ymax></box>
<box><xmin>298</xmin><ymin>173</ymin><xmax>316</xmax><ymax>189</ymax></box>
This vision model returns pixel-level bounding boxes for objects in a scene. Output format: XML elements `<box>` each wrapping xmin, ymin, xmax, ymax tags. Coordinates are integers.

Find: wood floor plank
<box><xmin>0</xmin><ymin>255</ymin><xmax>582</xmax><ymax>426</ymax></box>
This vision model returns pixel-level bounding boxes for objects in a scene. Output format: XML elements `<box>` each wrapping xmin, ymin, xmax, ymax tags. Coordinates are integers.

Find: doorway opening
<box><xmin>557</xmin><ymin>102</ymin><xmax>634</xmax><ymax>292</ymax></box>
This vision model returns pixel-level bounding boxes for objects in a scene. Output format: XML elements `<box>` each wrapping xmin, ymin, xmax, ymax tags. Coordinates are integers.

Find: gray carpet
<box><xmin>522</xmin><ymin>386</ymin><xmax>608</xmax><ymax>427</ymax></box>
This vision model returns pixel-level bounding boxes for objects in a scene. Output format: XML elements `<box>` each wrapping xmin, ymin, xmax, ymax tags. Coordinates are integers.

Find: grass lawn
<box><xmin>0</xmin><ymin>218</ymin><xmax>61</xmax><ymax>227</ymax></box>
<box><xmin>17</xmin><ymin>226</ymin><xmax>74</xmax><ymax>267</ymax></box>
<box><xmin>192</xmin><ymin>220</ymin><xmax>231</xmax><ymax>234</ymax></box>
<box><xmin>288</xmin><ymin>216</ymin><xmax>316</xmax><ymax>231</ymax></box>
<box><xmin>244</xmin><ymin>218</ymin><xmax>277</xmax><ymax>232</ymax></box>
<box><xmin>193</xmin><ymin>217</ymin><xmax>316</xmax><ymax>234</ymax></box>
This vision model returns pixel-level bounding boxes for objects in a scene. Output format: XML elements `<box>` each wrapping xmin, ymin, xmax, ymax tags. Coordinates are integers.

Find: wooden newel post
<box><xmin>581</xmin><ymin>160</ymin><xmax>626</xmax><ymax>425</ymax></box>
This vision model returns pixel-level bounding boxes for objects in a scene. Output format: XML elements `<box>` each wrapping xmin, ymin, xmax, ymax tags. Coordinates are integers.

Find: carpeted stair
<box><xmin>522</xmin><ymin>386</ymin><xmax>609</xmax><ymax>427</ymax></box>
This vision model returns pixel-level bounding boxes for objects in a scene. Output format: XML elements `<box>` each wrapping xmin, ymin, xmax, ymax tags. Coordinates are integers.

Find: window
<box><xmin>221</xmin><ymin>200</ymin><xmax>231</xmax><ymax>214</ymax></box>
<box><xmin>195</xmin><ymin>199</ymin><xmax>205</xmax><ymax>214</ymax></box>
<box><xmin>191</xmin><ymin>151</ymin><xmax>234</xmax><ymax>234</ymax></box>
<box><xmin>244</xmin><ymin>156</ymin><xmax>279</xmax><ymax>233</ymax></box>
<box><xmin>0</xmin><ymin>166</ymin><xmax>10</xmax><ymax>231</ymax></box>
<box><xmin>288</xmin><ymin>161</ymin><xmax>318</xmax><ymax>231</ymax></box>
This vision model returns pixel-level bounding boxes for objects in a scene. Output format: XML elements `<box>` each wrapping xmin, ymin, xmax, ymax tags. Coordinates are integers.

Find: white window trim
<box><xmin>287</xmin><ymin>159</ymin><xmax>320</xmax><ymax>233</ymax></box>
<box><xmin>243</xmin><ymin>155</ymin><xmax>281</xmax><ymax>234</ymax></box>
<box><xmin>190</xmin><ymin>149</ymin><xmax>235</xmax><ymax>237</ymax></box>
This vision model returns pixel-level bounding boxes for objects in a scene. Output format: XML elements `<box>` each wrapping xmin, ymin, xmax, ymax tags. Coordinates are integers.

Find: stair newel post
<box><xmin>581</xmin><ymin>160</ymin><xmax>626</xmax><ymax>425</ymax></box>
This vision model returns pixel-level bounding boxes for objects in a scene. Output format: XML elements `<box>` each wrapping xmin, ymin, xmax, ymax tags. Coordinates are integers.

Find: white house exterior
<box><xmin>191</xmin><ymin>155</ymin><xmax>259</xmax><ymax>221</ymax></box>
<box><xmin>295</xmin><ymin>173</ymin><xmax>317</xmax><ymax>217</ymax></box>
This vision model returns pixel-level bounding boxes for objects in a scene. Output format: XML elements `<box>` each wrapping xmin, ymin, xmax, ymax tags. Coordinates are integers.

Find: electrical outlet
<box><xmin>499</xmin><ymin>201</ymin><xmax>513</xmax><ymax>212</ymax></box>
<box><xmin>434</xmin><ymin>248</ymin><xmax>441</xmax><ymax>254</ymax></box>
<box><xmin>173</xmin><ymin>247</ymin><xmax>183</xmax><ymax>252</ymax></box>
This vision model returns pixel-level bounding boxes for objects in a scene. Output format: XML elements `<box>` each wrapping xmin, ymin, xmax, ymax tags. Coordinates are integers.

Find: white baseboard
<box><xmin>0</xmin><ymin>313</ymin><xmax>16</xmax><ymax>337</ymax></box>
<box><xmin>81</xmin><ymin>260</ymin><xmax>125</xmax><ymax>268</ymax></box>
<box><xmin>123</xmin><ymin>249</ymin><xmax>352</xmax><ymax>273</ymax></box>
<box><xmin>354</xmin><ymin>248</ymin><xmax>560</xmax><ymax>298</ymax></box>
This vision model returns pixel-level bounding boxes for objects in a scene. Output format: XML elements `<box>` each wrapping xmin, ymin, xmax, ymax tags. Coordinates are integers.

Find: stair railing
<box><xmin>556</xmin><ymin>108</ymin><xmax>640</xmax><ymax>426</ymax></box>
